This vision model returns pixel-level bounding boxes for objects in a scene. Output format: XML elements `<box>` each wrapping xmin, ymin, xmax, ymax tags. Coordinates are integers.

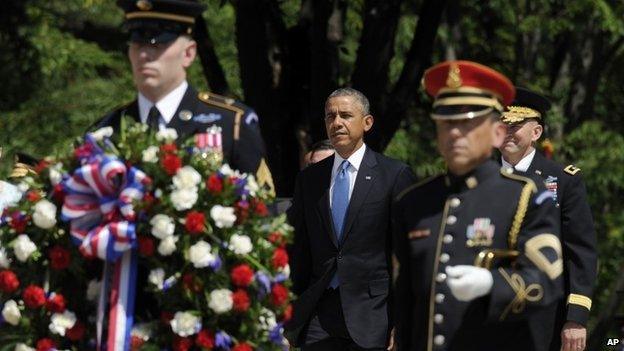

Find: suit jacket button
<box><xmin>337</xmin><ymin>254</ymin><xmax>343</xmax><ymax>260</ymax></box>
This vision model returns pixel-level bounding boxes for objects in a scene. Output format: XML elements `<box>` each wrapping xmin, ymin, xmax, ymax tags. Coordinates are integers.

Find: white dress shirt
<box><xmin>501</xmin><ymin>148</ymin><xmax>536</xmax><ymax>172</ymax></box>
<box><xmin>138</xmin><ymin>80</ymin><xmax>188</xmax><ymax>127</ymax></box>
<box><xmin>329</xmin><ymin>143</ymin><xmax>366</xmax><ymax>208</ymax></box>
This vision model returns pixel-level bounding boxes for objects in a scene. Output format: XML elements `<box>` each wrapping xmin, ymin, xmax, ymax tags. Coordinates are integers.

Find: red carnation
<box><xmin>235</xmin><ymin>200</ymin><xmax>250</xmax><ymax>223</ymax></box>
<box><xmin>232</xmin><ymin>342</ymin><xmax>253</xmax><ymax>351</ymax></box>
<box><xmin>45</xmin><ymin>293</ymin><xmax>66</xmax><ymax>313</ymax></box>
<box><xmin>66</xmin><ymin>321</ymin><xmax>86</xmax><ymax>341</ymax></box>
<box><xmin>232</xmin><ymin>289</ymin><xmax>251</xmax><ymax>312</ymax></box>
<box><xmin>161</xmin><ymin>154</ymin><xmax>182</xmax><ymax>176</ymax></box>
<box><xmin>271</xmin><ymin>248</ymin><xmax>289</xmax><ymax>269</ymax></box>
<box><xmin>26</xmin><ymin>190</ymin><xmax>42</xmax><ymax>202</ymax></box>
<box><xmin>282</xmin><ymin>303</ymin><xmax>293</xmax><ymax>322</ymax></box>
<box><xmin>268</xmin><ymin>231</ymin><xmax>285</xmax><ymax>247</ymax></box>
<box><xmin>230</xmin><ymin>264</ymin><xmax>254</xmax><ymax>287</ymax></box>
<box><xmin>23</xmin><ymin>285</ymin><xmax>46</xmax><ymax>309</ymax></box>
<box><xmin>0</xmin><ymin>270</ymin><xmax>20</xmax><ymax>293</ymax></box>
<box><xmin>131</xmin><ymin>335</ymin><xmax>146</xmax><ymax>350</ymax></box>
<box><xmin>137</xmin><ymin>236</ymin><xmax>155</xmax><ymax>257</ymax></box>
<box><xmin>252</xmin><ymin>199</ymin><xmax>268</xmax><ymax>217</ymax></box>
<box><xmin>271</xmin><ymin>284</ymin><xmax>289</xmax><ymax>307</ymax></box>
<box><xmin>185</xmin><ymin>211</ymin><xmax>205</xmax><ymax>235</ymax></box>
<box><xmin>160</xmin><ymin>143</ymin><xmax>178</xmax><ymax>154</ymax></box>
<box><xmin>172</xmin><ymin>336</ymin><xmax>193</xmax><ymax>351</ymax></box>
<box><xmin>9</xmin><ymin>212</ymin><xmax>28</xmax><ymax>233</ymax></box>
<box><xmin>34</xmin><ymin>160</ymin><xmax>50</xmax><ymax>173</ymax></box>
<box><xmin>143</xmin><ymin>192</ymin><xmax>156</xmax><ymax>207</ymax></box>
<box><xmin>52</xmin><ymin>183</ymin><xmax>65</xmax><ymax>203</ymax></box>
<box><xmin>36</xmin><ymin>338</ymin><xmax>56</xmax><ymax>351</ymax></box>
<box><xmin>49</xmin><ymin>245</ymin><xmax>71</xmax><ymax>270</ymax></box>
<box><xmin>195</xmin><ymin>329</ymin><xmax>215</xmax><ymax>349</ymax></box>
<box><xmin>206</xmin><ymin>174</ymin><xmax>223</xmax><ymax>194</ymax></box>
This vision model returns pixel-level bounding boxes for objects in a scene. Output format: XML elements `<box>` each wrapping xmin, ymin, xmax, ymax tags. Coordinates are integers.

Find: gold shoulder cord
<box><xmin>198</xmin><ymin>92</ymin><xmax>245</xmax><ymax>140</ymax></box>
<box><xmin>500</xmin><ymin>170</ymin><xmax>537</xmax><ymax>250</ymax></box>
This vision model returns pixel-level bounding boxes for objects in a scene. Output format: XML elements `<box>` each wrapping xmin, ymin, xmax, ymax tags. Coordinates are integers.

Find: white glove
<box><xmin>446</xmin><ymin>265</ymin><xmax>493</xmax><ymax>302</ymax></box>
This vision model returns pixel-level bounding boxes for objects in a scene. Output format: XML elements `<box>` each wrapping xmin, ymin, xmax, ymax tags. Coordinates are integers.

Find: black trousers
<box><xmin>301</xmin><ymin>288</ymin><xmax>386</xmax><ymax>351</ymax></box>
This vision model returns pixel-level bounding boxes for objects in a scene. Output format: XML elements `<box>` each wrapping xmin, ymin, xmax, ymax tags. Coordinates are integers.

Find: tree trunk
<box><xmin>368</xmin><ymin>0</ymin><xmax>448</xmax><ymax>151</ymax></box>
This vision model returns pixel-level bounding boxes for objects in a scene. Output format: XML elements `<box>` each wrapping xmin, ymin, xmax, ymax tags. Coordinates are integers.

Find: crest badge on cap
<box><xmin>135</xmin><ymin>0</ymin><xmax>152</xmax><ymax>11</ymax></box>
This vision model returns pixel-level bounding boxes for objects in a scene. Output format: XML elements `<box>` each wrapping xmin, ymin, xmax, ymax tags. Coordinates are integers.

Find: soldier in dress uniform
<box><xmin>393</xmin><ymin>61</ymin><xmax>563</xmax><ymax>351</ymax></box>
<box><xmin>93</xmin><ymin>0</ymin><xmax>274</xmax><ymax>192</ymax></box>
<box><xmin>499</xmin><ymin>87</ymin><xmax>597</xmax><ymax>351</ymax></box>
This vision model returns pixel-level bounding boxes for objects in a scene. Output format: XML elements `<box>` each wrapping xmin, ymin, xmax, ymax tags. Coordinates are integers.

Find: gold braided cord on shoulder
<box><xmin>500</xmin><ymin>170</ymin><xmax>537</xmax><ymax>250</ymax></box>
<box><xmin>198</xmin><ymin>92</ymin><xmax>245</xmax><ymax>140</ymax></box>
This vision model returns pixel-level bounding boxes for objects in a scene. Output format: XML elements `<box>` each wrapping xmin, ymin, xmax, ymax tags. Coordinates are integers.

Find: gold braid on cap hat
<box><xmin>502</xmin><ymin>106</ymin><xmax>541</xmax><ymax>123</ymax></box>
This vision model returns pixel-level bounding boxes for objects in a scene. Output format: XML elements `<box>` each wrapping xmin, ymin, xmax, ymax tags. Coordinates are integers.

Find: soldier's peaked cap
<box><xmin>502</xmin><ymin>87</ymin><xmax>551</xmax><ymax>124</ymax></box>
<box><xmin>423</xmin><ymin>60</ymin><xmax>515</xmax><ymax>120</ymax></box>
<box><xmin>117</xmin><ymin>0</ymin><xmax>206</xmax><ymax>44</ymax></box>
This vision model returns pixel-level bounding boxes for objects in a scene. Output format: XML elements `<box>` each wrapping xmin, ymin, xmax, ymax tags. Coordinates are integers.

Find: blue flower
<box><xmin>215</xmin><ymin>330</ymin><xmax>233</xmax><ymax>350</ymax></box>
<box><xmin>255</xmin><ymin>271</ymin><xmax>271</xmax><ymax>297</ymax></box>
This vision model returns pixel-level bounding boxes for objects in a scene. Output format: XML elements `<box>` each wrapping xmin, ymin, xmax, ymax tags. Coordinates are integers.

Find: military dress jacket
<box><xmin>393</xmin><ymin>160</ymin><xmax>563</xmax><ymax>351</ymax></box>
<box><xmin>92</xmin><ymin>85</ymin><xmax>274</xmax><ymax>190</ymax></box>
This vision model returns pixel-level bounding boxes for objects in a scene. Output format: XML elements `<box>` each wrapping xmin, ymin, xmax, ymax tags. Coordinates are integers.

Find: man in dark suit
<box><xmin>92</xmin><ymin>0</ymin><xmax>274</xmax><ymax>191</ymax></box>
<box><xmin>393</xmin><ymin>61</ymin><xmax>563</xmax><ymax>351</ymax></box>
<box><xmin>286</xmin><ymin>88</ymin><xmax>415</xmax><ymax>350</ymax></box>
<box><xmin>499</xmin><ymin>87</ymin><xmax>597</xmax><ymax>351</ymax></box>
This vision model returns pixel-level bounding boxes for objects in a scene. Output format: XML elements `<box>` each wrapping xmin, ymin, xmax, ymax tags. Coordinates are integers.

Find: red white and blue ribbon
<box><xmin>61</xmin><ymin>141</ymin><xmax>150</xmax><ymax>351</ymax></box>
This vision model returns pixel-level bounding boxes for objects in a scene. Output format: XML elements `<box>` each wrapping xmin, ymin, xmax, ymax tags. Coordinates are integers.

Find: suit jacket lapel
<box><xmin>527</xmin><ymin>151</ymin><xmax>543</xmax><ymax>177</ymax></box>
<box><xmin>167</xmin><ymin>85</ymin><xmax>199</xmax><ymax>137</ymax></box>
<box><xmin>340</xmin><ymin>148</ymin><xmax>378</xmax><ymax>245</ymax></box>
<box><xmin>316</xmin><ymin>156</ymin><xmax>338</xmax><ymax>247</ymax></box>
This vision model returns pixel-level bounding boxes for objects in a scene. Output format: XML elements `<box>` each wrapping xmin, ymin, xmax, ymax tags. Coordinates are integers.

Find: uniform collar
<box><xmin>138</xmin><ymin>80</ymin><xmax>189</xmax><ymax>125</ymax></box>
<box><xmin>501</xmin><ymin>148</ymin><xmax>536</xmax><ymax>172</ymax></box>
<box><xmin>446</xmin><ymin>159</ymin><xmax>500</xmax><ymax>191</ymax></box>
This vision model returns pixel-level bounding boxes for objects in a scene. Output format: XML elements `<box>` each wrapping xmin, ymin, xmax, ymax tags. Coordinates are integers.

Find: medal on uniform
<box><xmin>545</xmin><ymin>175</ymin><xmax>558</xmax><ymax>203</ymax></box>
<box><xmin>466</xmin><ymin>218</ymin><xmax>494</xmax><ymax>247</ymax></box>
<box><xmin>195</xmin><ymin>125</ymin><xmax>224</xmax><ymax>164</ymax></box>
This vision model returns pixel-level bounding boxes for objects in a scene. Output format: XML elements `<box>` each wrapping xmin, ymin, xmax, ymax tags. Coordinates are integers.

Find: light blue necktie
<box><xmin>330</xmin><ymin>160</ymin><xmax>350</xmax><ymax>288</ymax></box>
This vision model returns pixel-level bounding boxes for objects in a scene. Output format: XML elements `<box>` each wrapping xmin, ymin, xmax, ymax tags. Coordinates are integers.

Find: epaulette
<box><xmin>563</xmin><ymin>164</ymin><xmax>581</xmax><ymax>176</ymax></box>
<box><xmin>395</xmin><ymin>174</ymin><xmax>444</xmax><ymax>202</ymax></box>
<box><xmin>198</xmin><ymin>92</ymin><xmax>244</xmax><ymax>140</ymax></box>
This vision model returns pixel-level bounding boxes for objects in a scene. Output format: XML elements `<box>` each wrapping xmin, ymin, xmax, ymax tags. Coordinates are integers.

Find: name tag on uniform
<box><xmin>193</xmin><ymin>113</ymin><xmax>222</xmax><ymax>123</ymax></box>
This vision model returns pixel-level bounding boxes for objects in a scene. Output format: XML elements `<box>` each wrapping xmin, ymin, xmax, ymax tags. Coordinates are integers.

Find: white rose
<box><xmin>158</xmin><ymin>235</ymin><xmax>179</xmax><ymax>256</ymax></box>
<box><xmin>32</xmin><ymin>199</ymin><xmax>57</xmax><ymax>229</ymax></box>
<box><xmin>141</xmin><ymin>146</ymin><xmax>160</xmax><ymax>163</ymax></box>
<box><xmin>219</xmin><ymin>164</ymin><xmax>234</xmax><ymax>176</ymax></box>
<box><xmin>14</xmin><ymin>343</ymin><xmax>35</xmax><ymax>351</ymax></box>
<box><xmin>245</xmin><ymin>176</ymin><xmax>260</xmax><ymax>197</ymax></box>
<box><xmin>48</xmin><ymin>163</ymin><xmax>63</xmax><ymax>186</ymax></box>
<box><xmin>208</xmin><ymin>289</ymin><xmax>233</xmax><ymax>314</ymax></box>
<box><xmin>49</xmin><ymin>310</ymin><xmax>77</xmax><ymax>336</ymax></box>
<box><xmin>87</xmin><ymin>279</ymin><xmax>102</xmax><ymax>302</ymax></box>
<box><xmin>148</xmin><ymin>268</ymin><xmax>165</xmax><ymax>289</ymax></box>
<box><xmin>188</xmin><ymin>240</ymin><xmax>216</xmax><ymax>268</ymax></box>
<box><xmin>170</xmin><ymin>311</ymin><xmax>201</xmax><ymax>337</ymax></box>
<box><xmin>258</xmin><ymin>308</ymin><xmax>277</xmax><ymax>332</ymax></box>
<box><xmin>170</xmin><ymin>188</ymin><xmax>198</xmax><ymax>211</ymax></box>
<box><xmin>0</xmin><ymin>246</ymin><xmax>10</xmax><ymax>268</ymax></box>
<box><xmin>156</xmin><ymin>128</ymin><xmax>178</xmax><ymax>142</ymax></box>
<box><xmin>150</xmin><ymin>214</ymin><xmax>175</xmax><ymax>239</ymax></box>
<box><xmin>172</xmin><ymin>166</ymin><xmax>201</xmax><ymax>190</ymax></box>
<box><xmin>2</xmin><ymin>300</ymin><xmax>21</xmax><ymax>326</ymax></box>
<box><xmin>229</xmin><ymin>234</ymin><xmax>253</xmax><ymax>255</ymax></box>
<box><xmin>210</xmin><ymin>205</ymin><xmax>236</xmax><ymax>228</ymax></box>
<box><xmin>17</xmin><ymin>182</ymin><xmax>29</xmax><ymax>193</ymax></box>
<box><xmin>13</xmin><ymin>234</ymin><xmax>36</xmax><ymax>262</ymax></box>
<box><xmin>90</xmin><ymin>126</ymin><xmax>114</xmax><ymax>141</ymax></box>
